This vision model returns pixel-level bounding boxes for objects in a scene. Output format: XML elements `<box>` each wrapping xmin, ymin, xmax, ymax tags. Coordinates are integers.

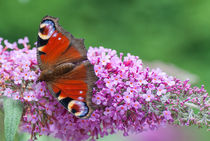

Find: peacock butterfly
<box><xmin>36</xmin><ymin>16</ymin><xmax>97</xmax><ymax>118</ymax></box>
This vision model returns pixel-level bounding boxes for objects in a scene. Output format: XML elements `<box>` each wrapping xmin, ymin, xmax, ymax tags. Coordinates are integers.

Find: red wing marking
<box><xmin>52</xmin><ymin>80</ymin><xmax>87</xmax><ymax>102</ymax></box>
<box><xmin>40</xmin><ymin>31</ymin><xmax>82</xmax><ymax>66</ymax></box>
<box><xmin>51</xmin><ymin>63</ymin><xmax>89</xmax><ymax>102</ymax></box>
<box><xmin>40</xmin><ymin>31</ymin><xmax>70</xmax><ymax>64</ymax></box>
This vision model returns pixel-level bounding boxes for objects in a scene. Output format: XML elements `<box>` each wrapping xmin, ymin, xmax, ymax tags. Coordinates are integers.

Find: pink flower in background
<box><xmin>130</xmin><ymin>126</ymin><xmax>198</xmax><ymax>141</ymax></box>
<box><xmin>0</xmin><ymin>38</ymin><xmax>209</xmax><ymax>141</ymax></box>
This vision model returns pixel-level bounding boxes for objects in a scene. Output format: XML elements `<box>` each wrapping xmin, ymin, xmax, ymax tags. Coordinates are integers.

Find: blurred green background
<box><xmin>0</xmin><ymin>0</ymin><xmax>209</xmax><ymax>141</ymax></box>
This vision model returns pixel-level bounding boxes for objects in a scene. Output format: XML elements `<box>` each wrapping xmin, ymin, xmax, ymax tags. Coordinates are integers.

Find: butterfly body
<box><xmin>36</xmin><ymin>16</ymin><xmax>97</xmax><ymax>118</ymax></box>
<box><xmin>38</xmin><ymin>62</ymin><xmax>75</xmax><ymax>82</ymax></box>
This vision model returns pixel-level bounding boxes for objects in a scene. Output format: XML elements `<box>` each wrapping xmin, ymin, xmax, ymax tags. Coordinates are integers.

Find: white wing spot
<box><xmin>53</xmin><ymin>33</ymin><xmax>57</xmax><ymax>37</ymax></box>
<box><xmin>78</xmin><ymin>97</ymin><xmax>84</xmax><ymax>100</ymax></box>
<box><xmin>58</xmin><ymin>37</ymin><xmax>61</xmax><ymax>40</ymax></box>
<box><xmin>79</xmin><ymin>91</ymin><xmax>83</xmax><ymax>94</ymax></box>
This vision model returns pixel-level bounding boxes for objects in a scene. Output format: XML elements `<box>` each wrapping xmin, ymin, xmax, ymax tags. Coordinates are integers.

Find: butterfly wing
<box><xmin>37</xmin><ymin>16</ymin><xmax>87</xmax><ymax>70</ymax></box>
<box><xmin>47</xmin><ymin>61</ymin><xmax>97</xmax><ymax>118</ymax></box>
<box><xmin>37</xmin><ymin>16</ymin><xmax>97</xmax><ymax>118</ymax></box>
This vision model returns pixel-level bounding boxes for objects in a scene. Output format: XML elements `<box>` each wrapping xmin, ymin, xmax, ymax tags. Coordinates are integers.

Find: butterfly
<box><xmin>36</xmin><ymin>16</ymin><xmax>97</xmax><ymax>118</ymax></box>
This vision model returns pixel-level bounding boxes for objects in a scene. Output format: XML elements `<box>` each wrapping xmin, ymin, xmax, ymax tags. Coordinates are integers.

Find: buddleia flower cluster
<box><xmin>0</xmin><ymin>37</ymin><xmax>209</xmax><ymax>141</ymax></box>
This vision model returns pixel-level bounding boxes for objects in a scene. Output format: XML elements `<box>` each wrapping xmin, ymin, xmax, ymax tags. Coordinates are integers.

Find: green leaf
<box><xmin>0</xmin><ymin>108</ymin><xmax>5</xmax><ymax>141</ymax></box>
<box><xmin>3</xmin><ymin>97</ymin><xmax>23</xmax><ymax>141</ymax></box>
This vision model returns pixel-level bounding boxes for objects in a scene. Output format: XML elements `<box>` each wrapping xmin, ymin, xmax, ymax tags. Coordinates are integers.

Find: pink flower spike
<box><xmin>104</xmin><ymin>107</ymin><xmax>113</xmax><ymax>116</ymax></box>
<box><xmin>137</xmin><ymin>75</ymin><xmax>148</xmax><ymax>85</ymax></box>
<box><xmin>117</xmin><ymin>105</ymin><xmax>127</xmax><ymax>115</ymax></box>
<box><xmin>18</xmin><ymin>36</ymin><xmax>29</xmax><ymax>44</ymax></box>
<box><xmin>163</xmin><ymin>110</ymin><xmax>172</xmax><ymax>120</ymax></box>
<box><xmin>157</xmin><ymin>84</ymin><xmax>167</xmax><ymax>96</ymax></box>
<box><xmin>166</xmin><ymin>76</ymin><xmax>175</xmax><ymax>86</ymax></box>
<box><xmin>18</xmin><ymin>37</ymin><xmax>29</xmax><ymax>50</ymax></box>
<box><xmin>123</xmin><ymin>92</ymin><xmax>133</xmax><ymax>103</ymax></box>
<box><xmin>143</xmin><ymin>93</ymin><xmax>154</xmax><ymax>102</ymax></box>
<box><xmin>0</xmin><ymin>37</ymin><xmax>209</xmax><ymax>141</ymax></box>
<box><xmin>133</xmin><ymin>101</ymin><xmax>141</xmax><ymax>109</ymax></box>
<box><xmin>92</xmin><ymin>94</ymin><xmax>102</xmax><ymax>105</ymax></box>
<box><xmin>4</xmin><ymin>40</ymin><xmax>18</xmax><ymax>50</ymax></box>
<box><xmin>143</xmin><ymin>90</ymin><xmax>154</xmax><ymax>102</ymax></box>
